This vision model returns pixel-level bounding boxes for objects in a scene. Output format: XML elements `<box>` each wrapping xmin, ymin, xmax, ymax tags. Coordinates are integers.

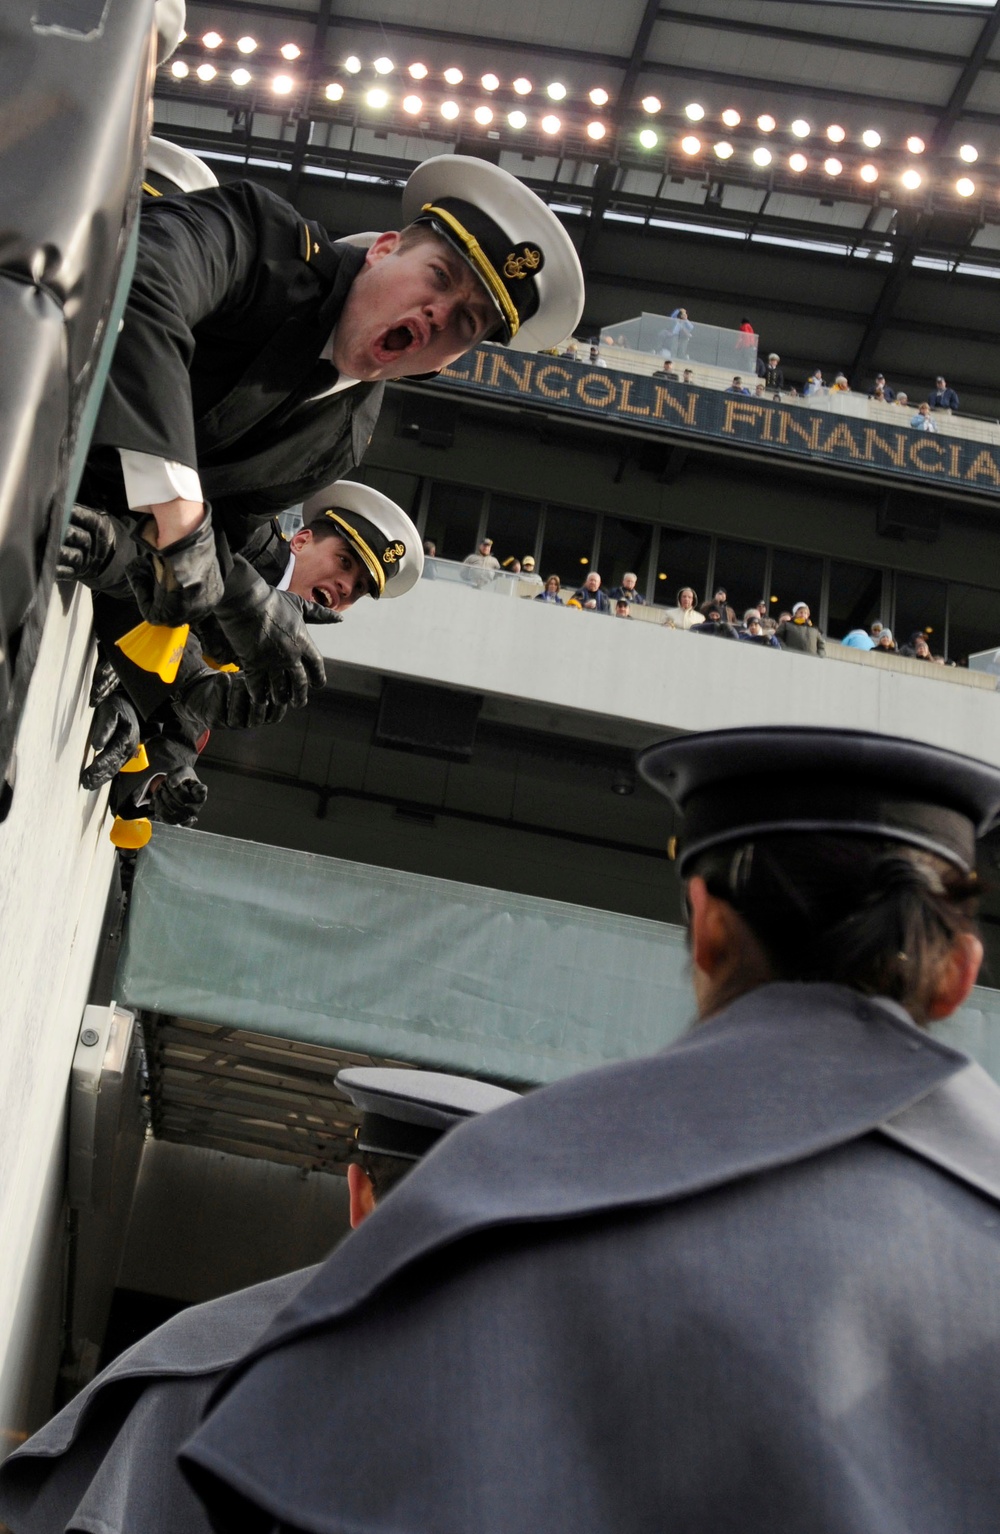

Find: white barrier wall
<box><xmin>317</xmin><ymin>576</ymin><xmax>1000</xmax><ymax>765</ymax></box>
<box><xmin>0</xmin><ymin>589</ymin><xmax>116</xmax><ymax>1451</ymax></box>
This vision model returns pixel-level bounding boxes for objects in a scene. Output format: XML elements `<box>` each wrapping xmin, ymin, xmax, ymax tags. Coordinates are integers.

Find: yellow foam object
<box><xmin>201</xmin><ymin>654</ymin><xmax>240</xmax><ymax>673</ymax></box>
<box><xmin>115</xmin><ymin>621</ymin><xmax>190</xmax><ymax>683</ymax></box>
<box><xmin>119</xmin><ymin>743</ymin><xmax>151</xmax><ymax>774</ymax></box>
<box><xmin>110</xmin><ymin>816</ymin><xmax>153</xmax><ymax>849</ymax></box>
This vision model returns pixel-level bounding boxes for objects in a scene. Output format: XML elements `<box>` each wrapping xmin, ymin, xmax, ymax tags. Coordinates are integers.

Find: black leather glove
<box><xmin>154</xmin><ymin>763</ymin><xmax>209</xmax><ymax>826</ymax></box>
<box><xmin>109</xmin><ymin>730</ymin><xmax>209</xmax><ymax>828</ymax></box>
<box><xmin>80</xmin><ymin>690</ymin><xmax>141</xmax><ymax>790</ymax></box>
<box><xmin>173</xmin><ymin>668</ymin><xmax>288</xmax><ymax>732</ymax></box>
<box><xmin>213</xmin><ymin>555</ymin><xmax>340</xmax><ymax>709</ymax></box>
<box><xmin>89</xmin><ymin>654</ymin><xmax>121</xmax><ymax>708</ymax></box>
<box><xmin>125</xmin><ymin>507</ymin><xmax>225</xmax><ymax>627</ymax></box>
<box><xmin>58</xmin><ymin>505</ymin><xmax>127</xmax><ymax>587</ymax></box>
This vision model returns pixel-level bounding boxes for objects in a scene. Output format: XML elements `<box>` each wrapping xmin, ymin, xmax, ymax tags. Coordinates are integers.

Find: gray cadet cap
<box><xmin>336</xmin><ymin>1067</ymin><xmax>520</xmax><ymax>1161</ymax></box>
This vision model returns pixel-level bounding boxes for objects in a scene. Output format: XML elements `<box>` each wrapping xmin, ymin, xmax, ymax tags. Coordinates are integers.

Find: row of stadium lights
<box><xmin>169</xmin><ymin>35</ymin><xmax>985</xmax><ymax>194</ymax></box>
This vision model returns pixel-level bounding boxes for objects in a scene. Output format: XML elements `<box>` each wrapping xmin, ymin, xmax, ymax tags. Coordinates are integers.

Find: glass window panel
<box><xmin>653</xmin><ymin>526</ymin><xmax>711</xmax><ymax>606</ymax></box>
<box><xmin>357</xmin><ymin>467</ymin><xmax>419</xmax><ymax>517</ymax></box>
<box><xmin>894</xmin><ymin>573</ymin><xmax>947</xmax><ymax>654</ymax></box>
<box><xmin>947</xmin><ymin>583</ymin><xmax>1000</xmax><ymax>665</ymax></box>
<box><xmin>768</xmin><ymin>548</ymin><xmax>824</xmax><ymax>623</ymax></box>
<box><xmin>713</xmin><ymin>538</ymin><xmax>769</xmax><ymax>617</ymax></box>
<box><xmin>597</xmin><ymin>516</ymin><xmax>655</xmax><ymax>598</ymax></box>
<box><xmin>422</xmin><ymin>483</ymin><xmax>484</xmax><ymax>561</ymax></box>
<box><xmin>538</xmin><ymin>504</ymin><xmax>598</xmax><ymax>589</ymax></box>
<box><xmin>827</xmin><ymin>560</ymin><xmax>883</xmax><ymax>639</ymax></box>
<box><xmin>486</xmin><ymin>495</ymin><xmax>541</xmax><ymax>569</ymax></box>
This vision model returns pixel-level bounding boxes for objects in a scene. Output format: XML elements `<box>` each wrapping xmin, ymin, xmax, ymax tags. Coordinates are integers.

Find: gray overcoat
<box><xmin>183</xmin><ymin>983</ymin><xmax>1000</xmax><ymax>1534</ymax></box>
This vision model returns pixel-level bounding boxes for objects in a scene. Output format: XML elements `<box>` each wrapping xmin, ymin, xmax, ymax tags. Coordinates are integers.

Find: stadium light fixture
<box><xmin>906</xmin><ymin>135</ymin><xmax>925</xmax><ymax>154</ymax></box>
<box><xmin>639</xmin><ymin>128</ymin><xmax>659</xmax><ymax>149</ymax></box>
<box><xmin>366</xmin><ymin>87</ymin><xmax>389</xmax><ymax>108</ymax></box>
<box><xmin>236</xmin><ymin>36</ymin><xmax>257</xmax><ymax>53</ymax></box>
<box><xmin>861</xmin><ymin>128</ymin><xmax>881</xmax><ymax>149</ymax></box>
<box><xmin>589</xmin><ymin>87</ymin><xmax>610</xmax><ymax>106</ymax></box>
<box><xmin>752</xmin><ymin>146</ymin><xmax>772</xmax><ymax>167</ymax></box>
<box><xmin>714</xmin><ymin>141</ymin><xmax>734</xmax><ymax>159</ymax></box>
<box><xmin>281</xmin><ymin>43</ymin><xmax>301</xmax><ymax>61</ymax></box>
<box><xmin>790</xmin><ymin>119</ymin><xmax>810</xmax><ymax>138</ymax></box>
<box><xmin>547</xmin><ymin>82</ymin><xmax>567</xmax><ymax>101</ymax></box>
<box><xmin>474</xmin><ymin>106</ymin><xmax>493</xmax><ymax>125</ymax></box>
<box><xmin>272</xmin><ymin>74</ymin><xmax>294</xmax><ymax>94</ymax></box>
<box><xmin>826</xmin><ymin>124</ymin><xmax>846</xmax><ymax>143</ymax></box>
<box><xmin>402</xmin><ymin>94</ymin><xmax>422</xmax><ymax>114</ymax></box>
<box><xmin>513</xmin><ymin>77</ymin><xmax>532</xmax><ymax>95</ymax></box>
<box><xmin>408</xmin><ymin>62</ymin><xmax>428</xmax><ymax>79</ymax></box>
<box><xmin>681</xmin><ymin>135</ymin><xmax>701</xmax><ymax>154</ymax></box>
<box><xmin>956</xmin><ymin>176</ymin><xmax>976</xmax><ymax>197</ymax></box>
<box><xmin>902</xmin><ymin>168</ymin><xmax>922</xmax><ymax>189</ymax></box>
<box><xmin>685</xmin><ymin>103</ymin><xmax>706</xmax><ymax>121</ymax></box>
<box><xmin>202</xmin><ymin>31</ymin><xmax>222</xmax><ymax>48</ymax></box>
<box><xmin>231</xmin><ymin>68</ymin><xmax>251</xmax><ymax>85</ymax></box>
<box><xmin>444</xmin><ymin>66</ymin><xmax>463</xmax><ymax>85</ymax></box>
<box><xmin>541</xmin><ymin>114</ymin><xmax>561</xmax><ymax>134</ymax></box>
<box><xmin>481</xmin><ymin>73</ymin><xmax>500</xmax><ymax>91</ymax></box>
<box><xmin>756</xmin><ymin>114</ymin><xmax>776</xmax><ymax>133</ymax></box>
<box><xmin>373</xmin><ymin>56</ymin><xmax>393</xmax><ymax>75</ymax></box>
<box><xmin>642</xmin><ymin>95</ymin><xmax>662</xmax><ymax>113</ymax></box>
<box><xmin>823</xmin><ymin>157</ymin><xmax>843</xmax><ymax>176</ymax></box>
<box><xmin>326</xmin><ymin>82</ymin><xmax>345</xmax><ymax>101</ymax></box>
<box><xmin>959</xmin><ymin>144</ymin><xmax>978</xmax><ymax>163</ymax></box>
<box><xmin>859</xmin><ymin>163</ymin><xmax>878</xmax><ymax>183</ymax></box>
<box><xmin>196</xmin><ymin>63</ymin><xmax>216</xmax><ymax>80</ymax></box>
<box><xmin>508</xmin><ymin>109</ymin><xmax>527</xmax><ymax>129</ymax></box>
<box><xmin>788</xmin><ymin>152</ymin><xmax>808</xmax><ymax>172</ymax></box>
<box><xmin>721</xmin><ymin>108</ymin><xmax>741</xmax><ymax>128</ymax></box>
<box><xmin>587</xmin><ymin>121</ymin><xmax>606</xmax><ymax>140</ymax></box>
<box><xmin>171</xmin><ymin>59</ymin><xmax>189</xmax><ymax>77</ymax></box>
<box><xmin>344</xmin><ymin>56</ymin><xmax>362</xmax><ymax>74</ymax></box>
<box><xmin>440</xmin><ymin>99</ymin><xmax>460</xmax><ymax>120</ymax></box>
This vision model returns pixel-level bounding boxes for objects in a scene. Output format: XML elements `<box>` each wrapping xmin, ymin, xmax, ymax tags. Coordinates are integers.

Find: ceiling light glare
<box><xmin>440</xmin><ymin>99</ymin><xmax>460</xmax><ymax>120</ymax></box>
<box><xmin>547</xmin><ymin>82</ymin><xmax>567</xmax><ymax>101</ymax></box>
<box><xmin>481</xmin><ymin>73</ymin><xmax>500</xmax><ymax>91</ymax></box>
<box><xmin>824</xmin><ymin>156</ymin><xmax>843</xmax><ymax>176</ymax></box>
<box><xmin>714</xmin><ymin>140</ymin><xmax>734</xmax><ymax>159</ymax></box>
<box><xmin>861</xmin><ymin>128</ymin><xmax>881</xmax><ymax>149</ymax></box>
<box><xmin>902</xmin><ymin>168</ymin><xmax>922</xmax><ymax>189</ymax></box>
<box><xmin>956</xmin><ymin>176</ymin><xmax>976</xmax><ymax>197</ymax></box>
<box><xmin>202</xmin><ymin>31</ymin><xmax>222</xmax><ymax>48</ymax></box>
<box><xmin>231</xmin><ymin>68</ymin><xmax>251</xmax><ymax>85</ymax></box>
<box><xmin>906</xmin><ymin>135</ymin><xmax>925</xmax><ymax>154</ymax></box>
<box><xmin>474</xmin><ymin>105</ymin><xmax>493</xmax><ymax>125</ymax></box>
<box><xmin>344</xmin><ymin>56</ymin><xmax>362</xmax><ymax>74</ymax></box>
<box><xmin>513</xmin><ymin>76</ymin><xmax>532</xmax><ymax>95</ymax></box>
<box><xmin>685</xmin><ymin>102</ymin><xmax>706</xmax><ymax>121</ymax></box>
<box><xmin>639</xmin><ymin>128</ymin><xmax>659</xmax><ymax>149</ymax></box>
<box><xmin>366</xmin><ymin>87</ymin><xmax>389</xmax><ymax>108</ymax></box>
<box><xmin>959</xmin><ymin>143</ymin><xmax>978</xmax><ymax>163</ymax></box>
<box><xmin>788</xmin><ymin>152</ymin><xmax>808</xmax><ymax>172</ymax></box>
<box><xmin>236</xmin><ymin>36</ymin><xmax>257</xmax><ymax>53</ymax></box>
<box><xmin>752</xmin><ymin>146</ymin><xmax>772</xmax><ymax>167</ymax></box>
<box><xmin>408</xmin><ymin>62</ymin><xmax>428</xmax><ymax>79</ymax></box>
<box><xmin>508</xmin><ymin>109</ymin><xmax>527</xmax><ymax>128</ymax></box>
<box><xmin>859</xmin><ymin>162</ymin><xmax>878</xmax><ymax>183</ymax></box>
<box><xmin>541</xmin><ymin>114</ymin><xmax>561</xmax><ymax>134</ymax></box>
<box><xmin>171</xmin><ymin>59</ymin><xmax>188</xmax><ymax>77</ymax></box>
<box><xmin>826</xmin><ymin>124</ymin><xmax>846</xmax><ymax>143</ymax></box>
<box><xmin>272</xmin><ymin>74</ymin><xmax>293</xmax><ymax>94</ymax></box>
<box><xmin>589</xmin><ymin>87</ymin><xmax>610</xmax><ymax>106</ymax></box>
<box><xmin>756</xmin><ymin>114</ymin><xmax>776</xmax><ymax>133</ymax></box>
<box><xmin>373</xmin><ymin>56</ymin><xmax>394</xmax><ymax>75</ymax></box>
<box><xmin>642</xmin><ymin>95</ymin><xmax>661</xmax><ymax>113</ymax></box>
<box><xmin>721</xmin><ymin>108</ymin><xmax>741</xmax><ymax>128</ymax></box>
<box><xmin>280</xmin><ymin>43</ymin><xmax>301</xmax><ymax>61</ymax></box>
<box><xmin>196</xmin><ymin>63</ymin><xmax>216</xmax><ymax>81</ymax></box>
<box><xmin>587</xmin><ymin>120</ymin><xmax>606</xmax><ymax>140</ymax></box>
<box><xmin>443</xmin><ymin>66</ymin><xmax>463</xmax><ymax>85</ymax></box>
<box><xmin>326</xmin><ymin>82</ymin><xmax>344</xmax><ymax>101</ymax></box>
<box><xmin>402</xmin><ymin>93</ymin><xmax>422</xmax><ymax>114</ymax></box>
<box><xmin>790</xmin><ymin>119</ymin><xmax>810</xmax><ymax>138</ymax></box>
<box><xmin>681</xmin><ymin>135</ymin><xmax>701</xmax><ymax>154</ymax></box>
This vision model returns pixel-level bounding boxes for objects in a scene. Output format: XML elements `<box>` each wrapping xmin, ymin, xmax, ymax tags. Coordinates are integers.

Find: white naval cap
<box><xmin>336</xmin><ymin>1066</ymin><xmax>520</xmax><ymax>1161</ymax></box>
<box><xmin>300</xmin><ymin>480</ymin><xmax>423</xmax><ymax>599</ymax></box>
<box><xmin>154</xmin><ymin>0</ymin><xmax>186</xmax><ymax>63</ymax></box>
<box><xmin>402</xmin><ymin>155</ymin><xmax>585</xmax><ymax>353</ymax></box>
<box><xmin>145</xmin><ymin>137</ymin><xmax>220</xmax><ymax>194</ymax></box>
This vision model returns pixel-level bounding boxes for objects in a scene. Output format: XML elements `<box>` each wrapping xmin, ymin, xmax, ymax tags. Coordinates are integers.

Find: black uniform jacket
<box><xmin>0</xmin><ymin>1267</ymin><xmax>317</xmax><ymax>1534</ymax></box>
<box><xmin>183</xmin><ymin>983</ymin><xmax>1000</xmax><ymax>1534</ymax></box>
<box><xmin>86</xmin><ymin>181</ymin><xmax>383</xmax><ymax>541</ymax></box>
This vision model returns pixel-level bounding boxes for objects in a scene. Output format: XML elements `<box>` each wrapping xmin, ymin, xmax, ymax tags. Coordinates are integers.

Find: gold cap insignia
<box><xmin>503</xmin><ymin>245</ymin><xmax>544</xmax><ymax>281</ymax></box>
<box><xmin>383</xmin><ymin>540</ymin><xmax>406</xmax><ymax>565</ymax></box>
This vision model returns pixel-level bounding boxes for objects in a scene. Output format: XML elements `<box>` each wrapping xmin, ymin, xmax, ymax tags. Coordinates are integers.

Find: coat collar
<box><xmin>234</xmin><ymin>984</ymin><xmax>970</xmax><ymax>1371</ymax></box>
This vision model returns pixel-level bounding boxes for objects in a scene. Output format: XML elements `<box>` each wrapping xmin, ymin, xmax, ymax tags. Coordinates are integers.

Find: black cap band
<box><xmin>356</xmin><ymin>1112</ymin><xmax>443</xmax><ymax>1162</ymax></box>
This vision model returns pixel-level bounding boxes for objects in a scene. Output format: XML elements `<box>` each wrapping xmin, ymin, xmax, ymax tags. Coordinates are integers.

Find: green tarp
<box><xmin>117</xmin><ymin>825</ymin><xmax>1000</xmax><ymax>1088</ymax></box>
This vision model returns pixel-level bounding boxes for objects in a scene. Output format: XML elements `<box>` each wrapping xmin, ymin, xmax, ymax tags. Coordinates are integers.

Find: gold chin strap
<box><xmin>420</xmin><ymin>203</ymin><xmax>520</xmax><ymax>339</ymax></box>
<box><xmin>323</xmin><ymin>511</ymin><xmax>386</xmax><ymax>595</ymax></box>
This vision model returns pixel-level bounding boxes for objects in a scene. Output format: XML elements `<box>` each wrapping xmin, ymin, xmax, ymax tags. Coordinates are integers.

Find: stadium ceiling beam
<box><xmin>579</xmin><ymin>0</ymin><xmax>662</xmax><ymax>272</ymax></box>
<box><xmin>850</xmin><ymin>1</ymin><xmax>1000</xmax><ymax>382</ymax></box>
<box><xmin>285</xmin><ymin>0</ymin><xmax>331</xmax><ymax>205</ymax></box>
<box><xmin>655</xmin><ymin>8</ymin><xmax>971</xmax><ymax>68</ymax></box>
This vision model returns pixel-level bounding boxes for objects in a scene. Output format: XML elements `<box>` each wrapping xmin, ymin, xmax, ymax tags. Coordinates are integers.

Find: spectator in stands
<box><xmin>463</xmin><ymin>536</ymin><xmax>500</xmax><ymax>587</ymax></box>
<box><xmin>502</xmin><ymin>556</ymin><xmax>521</xmax><ymax>574</ymax></box>
<box><xmin>736</xmin><ymin>318</ymin><xmax>756</xmax><ymax>353</ymax></box>
<box><xmin>609</xmin><ymin>572</ymin><xmax>645</xmax><ymax>606</ymax></box>
<box><xmin>614</xmin><ymin>599</ymin><xmax>632</xmax><ymax>619</ymax></box>
<box><xmin>894</xmin><ymin>392</ymin><xmax>909</xmax><ymax>409</ymax></box>
<box><xmin>653</xmin><ymin>357</ymin><xmax>678</xmax><ymax>380</ymax></box>
<box><xmin>423</xmin><ymin>539</ymin><xmax>437</xmax><ymax>557</ymax></box>
<box><xmin>662</xmin><ymin>587</ymin><xmax>705</xmax><ymax>630</ymax></box>
<box><xmin>831</xmin><ymin>373</ymin><xmax>851</xmax><ymax>392</ymax></box>
<box><xmin>911</xmin><ymin>402</ymin><xmax>938</xmax><ymax>432</ymax></box>
<box><xmin>757</xmin><ymin>353</ymin><xmax>785</xmax><ymax>390</ymax></box>
<box><xmin>841</xmin><ymin>627</ymin><xmax>875</xmax><ymax>650</ymax></box>
<box><xmin>775</xmin><ymin>602</ymin><xmax>826</xmax><ymax>657</ymax></box>
<box><xmin>589</xmin><ymin>342</ymin><xmax>608</xmax><ymax>370</ymax></box>
<box><xmin>701</xmin><ymin>588</ymin><xmax>737</xmax><ymax>625</ymax></box>
<box><xmin>725</xmin><ymin>376</ymin><xmax>750</xmax><ymax>395</ymax></box>
<box><xmin>929</xmin><ymin>376</ymin><xmax>960</xmax><ymax>412</ymax></box>
<box><xmin>519</xmin><ymin>556</ymin><xmax>543</xmax><ymax>590</ymax></box>
<box><xmin>868</xmin><ymin>373</ymin><xmax>895</xmax><ymax>402</ymax></box>
<box><xmin>668</xmin><ymin>307</ymin><xmax>695</xmax><ymax>360</ymax></box>
<box><xmin>754</xmin><ymin>383</ymin><xmax>766</xmax><ymax>397</ymax></box>
<box><xmin>803</xmin><ymin>371</ymin><xmax>825</xmax><ymax>397</ymax></box>
<box><xmin>560</xmin><ymin>342</ymin><xmax>579</xmax><ymax>360</ymax></box>
<box><xmin>875</xmin><ymin>629</ymin><xmax>898</xmax><ymax>654</ymax></box>
<box><xmin>573</xmin><ymin>570</ymin><xmax>610</xmax><ymax>612</ymax></box>
<box><xmin>535</xmin><ymin>575</ymin><xmax>563</xmax><ymax>605</ymax></box>
<box><xmin>900</xmin><ymin>631</ymin><xmax>933</xmax><ymax>661</ymax></box>
<box><xmin>870</xmin><ymin>621</ymin><xmax>885</xmax><ymax>642</ymax></box>
<box><xmin>740</xmin><ymin>610</ymin><xmax>780</xmax><ymax>648</ymax></box>
<box><xmin>694</xmin><ymin>608</ymin><xmax>740</xmax><ymax>640</ymax></box>
<box><xmin>682</xmin><ymin>368</ymin><xmax>695</xmax><ymax>385</ymax></box>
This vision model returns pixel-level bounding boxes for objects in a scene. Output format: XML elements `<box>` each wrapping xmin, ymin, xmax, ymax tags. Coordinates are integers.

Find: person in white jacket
<box><xmin>662</xmin><ymin>586</ymin><xmax>706</xmax><ymax>630</ymax></box>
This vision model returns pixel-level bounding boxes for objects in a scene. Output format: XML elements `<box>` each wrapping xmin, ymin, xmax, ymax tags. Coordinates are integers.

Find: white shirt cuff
<box><xmin>119</xmin><ymin>450</ymin><xmax>203</xmax><ymax>510</ymax></box>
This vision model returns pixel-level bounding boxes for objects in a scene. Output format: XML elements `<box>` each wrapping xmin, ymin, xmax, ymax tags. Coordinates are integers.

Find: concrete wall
<box><xmin>0</xmin><ymin>588</ymin><xmax>116</xmax><ymax>1452</ymax></box>
<box><xmin>316</xmin><ymin>577</ymin><xmax>1000</xmax><ymax>766</ymax></box>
